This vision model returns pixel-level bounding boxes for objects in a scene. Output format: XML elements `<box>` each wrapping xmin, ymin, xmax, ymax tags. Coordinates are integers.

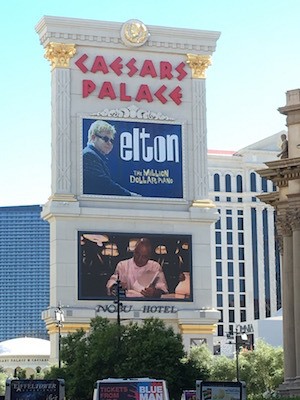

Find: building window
<box><xmin>227</xmin><ymin>247</ymin><xmax>233</xmax><ymax>260</ymax></box>
<box><xmin>227</xmin><ymin>232</ymin><xmax>233</xmax><ymax>244</ymax></box>
<box><xmin>226</xmin><ymin>197</ymin><xmax>232</xmax><ymax>202</ymax></box>
<box><xmin>262</xmin><ymin>208</ymin><xmax>271</xmax><ymax>318</ymax></box>
<box><xmin>215</xmin><ymin>231</ymin><xmax>222</xmax><ymax>244</ymax></box>
<box><xmin>219</xmin><ymin>309</ymin><xmax>223</xmax><ymax>322</ymax></box>
<box><xmin>215</xmin><ymin>219</ymin><xmax>221</xmax><ymax>229</ymax></box>
<box><xmin>228</xmin><ymin>262</ymin><xmax>233</xmax><ymax>276</ymax></box>
<box><xmin>214</xmin><ymin>174</ymin><xmax>220</xmax><ymax>192</ymax></box>
<box><xmin>216</xmin><ymin>262</ymin><xmax>222</xmax><ymax>276</ymax></box>
<box><xmin>226</xmin><ymin>209</ymin><xmax>232</xmax><ymax>215</ymax></box>
<box><xmin>251</xmin><ymin>207</ymin><xmax>260</xmax><ymax>319</ymax></box>
<box><xmin>239</xmin><ymin>263</ymin><xmax>245</xmax><ymax>277</ymax></box>
<box><xmin>216</xmin><ymin>247</ymin><xmax>222</xmax><ymax>259</ymax></box>
<box><xmin>229</xmin><ymin>310</ymin><xmax>235</xmax><ymax>323</ymax></box>
<box><xmin>217</xmin><ymin>294</ymin><xmax>223</xmax><ymax>307</ymax></box>
<box><xmin>238</xmin><ymin>247</ymin><xmax>245</xmax><ymax>260</ymax></box>
<box><xmin>217</xmin><ymin>279</ymin><xmax>223</xmax><ymax>291</ymax></box>
<box><xmin>240</xmin><ymin>294</ymin><xmax>246</xmax><ymax>307</ymax></box>
<box><xmin>226</xmin><ymin>217</ymin><xmax>232</xmax><ymax>230</ymax></box>
<box><xmin>250</xmin><ymin>172</ymin><xmax>257</xmax><ymax>192</ymax></box>
<box><xmin>217</xmin><ymin>325</ymin><xmax>224</xmax><ymax>336</ymax></box>
<box><xmin>236</xmin><ymin>175</ymin><xmax>243</xmax><ymax>193</ymax></box>
<box><xmin>215</xmin><ymin>196</ymin><xmax>220</xmax><ymax>201</ymax></box>
<box><xmin>238</xmin><ymin>232</ymin><xmax>244</xmax><ymax>245</ymax></box>
<box><xmin>237</xmin><ymin>197</ymin><xmax>243</xmax><ymax>202</ymax></box>
<box><xmin>225</xmin><ymin>174</ymin><xmax>232</xmax><ymax>192</ymax></box>
<box><xmin>261</xmin><ymin>177</ymin><xmax>268</xmax><ymax>192</ymax></box>
<box><xmin>228</xmin><ymin>294</ymin><xmax>234</xmax><ymax>307</ymax></box>
<box><xmin>228</xmin><ymin>279</ymin><xmax>234</xmax><ymax>292</ymax></box>
<box><xmin>238</xmin><ymin>217</ymin><xmax>244</xmax><ymax>230</ymax></box>
<box><xmin>240</xmin><ymin>279</ymin><xmax>246</xmax><ymax>292</ymax></box>
<box><xmin>238</xmin><ymin>210</ymin><xmax>243</xmax><ymax>215</ymax></box>
<box><xmin>240</xmin><ymin>310</ymin><xmax>247</xmax><ymax>322</ymax></box>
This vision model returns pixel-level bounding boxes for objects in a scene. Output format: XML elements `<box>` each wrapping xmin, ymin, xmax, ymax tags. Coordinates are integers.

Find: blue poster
<box><xmin>82</xmin><ymin>118</ymin><xmax>183</xmax><ymax>198</ymax></box>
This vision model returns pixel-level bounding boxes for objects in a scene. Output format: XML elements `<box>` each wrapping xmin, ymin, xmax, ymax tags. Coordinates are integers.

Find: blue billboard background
<box><xmin>82</xmin><ymin>118</ymin><xmax>183</xmax><ymax>198</ymax></box>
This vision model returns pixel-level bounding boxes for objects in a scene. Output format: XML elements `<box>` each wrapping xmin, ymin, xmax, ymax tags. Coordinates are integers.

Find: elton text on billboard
<box><xmin>82</xmin><ymin>118</ymin><xmax>183</xmax><ymax>198</ymax></box>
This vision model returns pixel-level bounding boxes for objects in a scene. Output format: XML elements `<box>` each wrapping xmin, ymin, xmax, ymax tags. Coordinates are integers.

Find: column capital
<box><xmin>45</xmin><ymin>42</ymin><xmax>76</xmax><ymax>70</ymax></box>
<box><xmin>288</xmin><ymin>208</ymin><xmax>300</xmax><ymax>231</ymax></box>
<box><xmin>276</xmin><ymin>211</ymin><xmax>292</xmax><ymax>254</ymax></box>
<box><xmin>277</xmin><ymin>212</ymin><xmax>293</xmax><ymax>236</ymax></box>
<box><xmin>186</xmin><ymin>54</ymin><xmax>211</xmax><ymax>79</ymax></box>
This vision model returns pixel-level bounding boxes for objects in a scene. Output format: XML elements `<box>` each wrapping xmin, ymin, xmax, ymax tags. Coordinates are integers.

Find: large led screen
<box><xmin>82</xmin><ymin>118</ymin><xmax>183</xmax><ymax>198</ymax></box>
<box><xmin>78</xmin><ymin>232</ymin><xmax>192</xmax><ymax>301</ymax></box>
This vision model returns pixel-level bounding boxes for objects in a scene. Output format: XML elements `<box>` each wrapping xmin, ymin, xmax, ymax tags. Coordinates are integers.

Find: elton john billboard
<box><xmin>82</xmin><ymin>118</ymin><xmax>183</xmax><ymax>198</ymax></box>
<box><xmin>78</xmin><ymin>232</ymin><xmax>192</xmax><ymax>301</ymax></box>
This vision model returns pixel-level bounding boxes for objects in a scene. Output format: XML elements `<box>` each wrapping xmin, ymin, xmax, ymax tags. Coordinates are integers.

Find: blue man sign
<box><xmin>82</xmin><ymin>118</ymin><xmax>183</xmax><ymax>198</ymax></box>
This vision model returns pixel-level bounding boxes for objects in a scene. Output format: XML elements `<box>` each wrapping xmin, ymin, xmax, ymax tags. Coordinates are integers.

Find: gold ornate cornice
<box><xmin>186</xmin><ymin>54</ymin><xmax>212</xmax><ymax>79</ymax></box>
<box><xmin>191</xmin><ymin>199</ymin><xmax>216</xmax><ymax>208</ymax></box>
<box><xmin>45</xmin><ymin>42</ymin><xmax>76</xmax><ymax>70</ymax></box>
<box><xmin>47</xmin><ymin>322</ymin><xmax>90</xmax><ymax>334</ymax></box>
<box><xmin>179</xmin><ymin>324</ymin><xmax>216</xmax><ymax>334</ymax></box>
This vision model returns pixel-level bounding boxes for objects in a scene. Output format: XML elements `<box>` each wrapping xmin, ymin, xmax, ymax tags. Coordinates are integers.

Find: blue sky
<box><xmin>1</xmin><ymin>0</ymin><xmax>299</xmax><ymax>206</ymax></box>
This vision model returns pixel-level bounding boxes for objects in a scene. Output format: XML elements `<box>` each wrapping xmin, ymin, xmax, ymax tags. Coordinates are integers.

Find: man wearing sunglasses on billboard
<box><xmin>83</xmin><ymin>120</ymin><xmax>140</xmax><ymax>196</ymax></box>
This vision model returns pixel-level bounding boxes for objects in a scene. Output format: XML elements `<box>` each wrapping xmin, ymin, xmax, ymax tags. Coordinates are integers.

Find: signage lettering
<box><xmin>236</xmin><ymin>323</ymin><xmax>254</xmax><ymax>333</ymax></box>
<box><xmin>120</xmin><ymin>128</ymin><xmax>179</xmax><ymax>163</ymax></box>
<box><xmin>75</xmin><ymin>54</ymin><xmax>187</xmax><ymax>81</ymax></box>
<box><xmin>75</xmin><ymin>54</ymin><xmax>188</xmax><ymax>105</ymax></box>
<box><xmin>82</xmin><ymin>81</ymin><xmax>182</xmax><ymax>105</ymax></box>
<box><xmin>95</xmin><ymin>305</ymin><xmax>177</xmax><ymax>314</ymax></box>
<box><xmin>139</xmin><ymin>385</ymin><xmax>163</xmax><ymax>400</ymax></box>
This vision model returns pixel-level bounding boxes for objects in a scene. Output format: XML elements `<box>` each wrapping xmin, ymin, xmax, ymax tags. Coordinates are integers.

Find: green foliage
<box><xmin>15</xmin><ymin>368</ymin><xmax>27</xmax><ymax>379</ymax></box>
<box><xmin>210</xmin><ymin>355</ymin><xmax>236</xmax><ymax>382</ymax></box>
<box><xmin>184</xmin><ymin>339</ymin><xmax>284</xmax><ymax>399</ymax></box>
<box><xmin>0</xmin><ymin>372</ymin><xmax>9</xmax><ymax>396</ymax></box>
<box><xmin>45</xmin><ymin>317</ymin><xmax>205</xmax><ymax>400</ymax></box>
<box><xmin>238</xmin><ymin>340</ymin><xmax>284</xmax><ymax>399</ymax></box>
<box><xmin>45</xmin><ymin>321</ymin><xmax>284</xmax><ymax>400</ymax></box>
<box><xmin>184</xmin><ymin>343</ymin><xmax>212</xmax><ymax>380</ymax></box>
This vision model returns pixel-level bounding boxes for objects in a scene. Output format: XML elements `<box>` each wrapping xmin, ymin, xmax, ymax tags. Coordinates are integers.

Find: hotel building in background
<box><xmin>208</xmin><ymin>132</ymin><xmax>283</xmax><ymax>355</ymax></box>
<box><xmin>0</xmin><ymin>205</ymin><xmax>49</xmax><ymax>341</ymax></box>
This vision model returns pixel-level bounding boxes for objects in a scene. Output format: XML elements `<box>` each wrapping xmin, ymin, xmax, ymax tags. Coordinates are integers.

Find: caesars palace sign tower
<box><xmin>35</xmin><ymin>16</ymin><xmax>221</xmax><ymax>362</ymax></box>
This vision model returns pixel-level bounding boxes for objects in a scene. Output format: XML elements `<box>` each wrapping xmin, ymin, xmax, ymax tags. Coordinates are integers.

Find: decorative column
<box><xmin>186</xmin><ymin>54</ymin><xmax>214</xmax><ymax>208</ymax></box>
<box><xmin>290</xmin><ymin>208</ymin><xmax>300</xmax><ymax>380</ymax></box>
<box><xmin>44</xmin><ymin>42</ymin><xmax>77</xmax><ymax>201</ymax></box>
<box><xmin>277</xmin><ymin>212</ymin><xmax>296</xmax><ymax>381</ymax></box>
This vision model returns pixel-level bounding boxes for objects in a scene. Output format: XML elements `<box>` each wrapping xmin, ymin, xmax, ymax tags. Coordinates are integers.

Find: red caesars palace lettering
<box><xmin>74</xmin><ymin>54</ymin><xmax>188</xmax><ymax>105</ymax></box>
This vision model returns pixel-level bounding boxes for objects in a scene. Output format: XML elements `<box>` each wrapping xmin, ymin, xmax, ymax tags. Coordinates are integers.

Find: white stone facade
<box><xmin>208</xmin><ymin>132</ymin><xmax>284</xmax><ymax>355</ymax></box>
<box><xmin>35</xmin><ymin>16</ymin><xmax>221</xmax><ymax>363</ymax></box>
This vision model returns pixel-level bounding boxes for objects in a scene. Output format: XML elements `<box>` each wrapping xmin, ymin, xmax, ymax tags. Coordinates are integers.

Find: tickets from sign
<box><xmin>98</xmin><ymin>381</ymin><xmax>165</xmax><ymax>400</ymax></box>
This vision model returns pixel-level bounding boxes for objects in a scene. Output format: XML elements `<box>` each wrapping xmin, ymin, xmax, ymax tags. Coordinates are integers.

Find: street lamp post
<box><xmin>55</xmin><ymin>304</ymin><xmax>64</xmax><ymax>369</ymax></box>
<box><xmin>227</xmin><ymin>327</ymin><xmax>248</xmax><ymax>382</ymax></box>
<box><xmin>112</xmin><ymin>275</ymin><xmax>126</xmax><ymax>326</ymax></box>
<box><xmin>235</xmin><ymin>330</ymin><xmax>240</xmax><ymax>381</ymax></box>
<box><xmin>112</xmin><ymin>275</ymin><xmax>126</xmax><ymax>346</ymax></box>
